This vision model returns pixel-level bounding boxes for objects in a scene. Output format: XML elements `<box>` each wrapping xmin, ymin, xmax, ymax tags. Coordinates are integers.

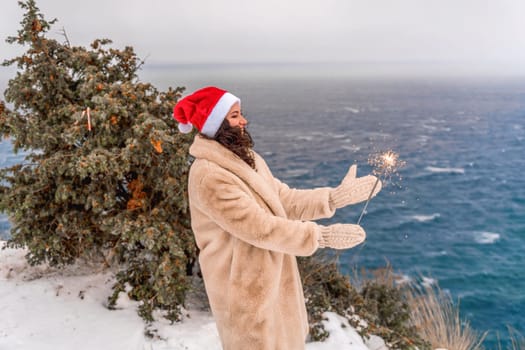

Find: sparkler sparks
<box><xmin>357</xmin><ymin>150</ymin><xmax>405</xmax><ymax>225</ymax></box>
<box><xmin>369</xmin><ymin>150</ymin><xmax>405</xmax><ymax>179</ymax></box>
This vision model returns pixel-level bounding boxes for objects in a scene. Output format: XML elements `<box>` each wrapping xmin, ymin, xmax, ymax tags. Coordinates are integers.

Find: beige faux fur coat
<box><xmin>188</xmin><ymin>135</ymin><xmax>336</xmax><ymax>350</ymax></box>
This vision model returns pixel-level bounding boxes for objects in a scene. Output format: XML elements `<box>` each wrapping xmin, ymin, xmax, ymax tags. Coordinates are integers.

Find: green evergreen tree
<box><xmin>0</xmin><ymin>0</ymin><xmax>195</xmax><ymax>321</ymax></box>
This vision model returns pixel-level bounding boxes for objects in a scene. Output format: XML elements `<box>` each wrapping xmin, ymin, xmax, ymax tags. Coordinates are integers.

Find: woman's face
<box><xmin>225</xmin><ymin>102</ymin><xmax>247</xmax><ymax>131</ymax></box>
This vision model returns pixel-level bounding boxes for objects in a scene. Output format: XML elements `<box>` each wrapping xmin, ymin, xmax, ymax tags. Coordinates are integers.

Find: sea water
<box><xmin>1</xmin><ymin>64</ymin><xmax>524</xmax><ymax>347</ymax></box>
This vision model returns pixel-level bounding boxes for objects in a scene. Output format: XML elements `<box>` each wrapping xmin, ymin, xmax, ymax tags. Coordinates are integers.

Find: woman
<box><xmin>174</xmin><ymin>86</ymin><xmax>381</xmax><ymax>350</ymax></box>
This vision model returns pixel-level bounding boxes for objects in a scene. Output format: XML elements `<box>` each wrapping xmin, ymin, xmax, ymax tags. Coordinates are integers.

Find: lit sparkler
<box><xmin>357</xmin><ymin>150</ymin><xmax>405</xmax><ymax>225</ymax></box>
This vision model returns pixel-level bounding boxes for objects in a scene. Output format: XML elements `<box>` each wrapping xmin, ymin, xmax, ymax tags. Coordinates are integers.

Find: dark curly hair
<box><xmin>204</xmin><ymin>118</ymin><xmax>256</xmax><ymax>169</ymax></box>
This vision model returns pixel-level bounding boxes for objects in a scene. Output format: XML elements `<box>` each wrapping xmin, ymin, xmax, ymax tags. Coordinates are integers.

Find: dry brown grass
<box><xmin>498</xmin><ymin>327</ymin><xmax>525</xmax><ymax>350</ymax></box>
<box><xmin>405</xmin><ymin>282</ymin><xmax>486</xmax><ymax>350</ymax></box>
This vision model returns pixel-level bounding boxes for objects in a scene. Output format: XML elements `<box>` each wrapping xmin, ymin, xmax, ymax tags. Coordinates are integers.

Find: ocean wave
<box><xmin>0</xmin><ymin>216</ymin><xmax>10</xmax><ymax>240</ymax></box>
<box><xmin>296</xmin><ymin>135</ymin><xmax>314</xmax><ymax>141</ymax></box>
<box><xmin>330</xmin><ymin>133</ymin><xmax>348</xmax><ymax>139</ymax></box>
<box><xmin>428</xmin><ymin>117</ymin><xmax>447</xmax><ymax>124</ymax></box>
<box><xmin>421</xmin><ymin>276</ymin><xmax>437</xmax><ymax>288</ymax></box>
<box><xmin>410</xmin><ymin>213</ymin><xmax>441</xmax><ymax>223</ymax></box>
<box><xmin>341</xmin><ymin>145</ymin><xmax>361</xmax><ymax>152</ymax></box>
<box><xmin>394</xmin><ymin>274</ymin><xmax>412</xmax><ymax>285</ymax></box>
<box><xmin>475</xmin><ymin>232</ymin><xmax>500</xmax><ymax>244</ymax></box>
<box><xmin>425</xmin><ymin>166</ymin><xmax>465</xmax><ymax>174</ymax></box>
<box><xmin>426</xmin><ymin>250</ymin><xmax>448</xmax><ymax>257</ymax></box>
<box><xmin>343</xmin><ymin>106</ymin><xmax>360</xmax><ymax>114</ymax></box>
<box><xmin>416</xmin><ymin>135</ymin><xmax>430</xmax><ymax>144</ymax></box>
<box><xmin>366</xmin><ymin>131</ymin><xmax>392</xmax><ymax>139</ymax></box>
<box><xmin>422</xmin><ymin>124</ymin><xmax>438</xmax><ymax>131</ymax></box>
<box><xmin>280</xmin><ymin>169</ymin><xmax>310</xmax><ymax>178</ymax></box>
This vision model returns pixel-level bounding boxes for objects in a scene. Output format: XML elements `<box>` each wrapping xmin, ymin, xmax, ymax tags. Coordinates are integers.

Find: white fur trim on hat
<box><xmin>178</xmin><ymin>122</ymin><xmax>193</xmax><ymax>134</ymax></box>
<box><xmin>200</xmin><ymin>92</ymin><xmax>240</xmax><ymax>137</ymax></box>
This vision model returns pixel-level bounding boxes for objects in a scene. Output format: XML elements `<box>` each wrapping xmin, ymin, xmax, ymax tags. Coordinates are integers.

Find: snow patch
<box><xmin>0</xmin><ymin>242</ymin><xmax>382</xmax><ymax>350</ymax></box>
<box><xmin>307</xmin><ymin>312</ymin><xmax>368</xmax><ymax>350</ymax></box>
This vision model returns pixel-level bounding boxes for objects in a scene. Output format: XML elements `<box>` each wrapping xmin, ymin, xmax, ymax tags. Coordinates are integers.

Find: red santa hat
<box><xmin>173</xmin><ymin>86</ymin><xmax>240</xmax><ymax>137</ymax></box>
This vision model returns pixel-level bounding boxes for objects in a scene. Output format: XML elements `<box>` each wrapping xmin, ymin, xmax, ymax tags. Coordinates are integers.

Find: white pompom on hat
<box><xmin>173</xmin><ymin>86</ymin><xmax>240</xmax><ymax>137</ymax></box>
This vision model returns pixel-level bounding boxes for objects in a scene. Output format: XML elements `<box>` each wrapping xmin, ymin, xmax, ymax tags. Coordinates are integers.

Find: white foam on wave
<box><xmin>421</xmin><ymin>276</ymin><xmax>436</xmax><ymax>288</ymax></box>
<box><xmin>428</xmin><ymin>117</ymin><xmax>447</xmax><ymax>124</ymax></box>
<box><xmin>475</xmin><ymin>232</ymin><xmax>500</xmax><ymax>244</ymax></box>
<box><xmin>281</xmin><ymin>169</ymin><xmax>310</xmax><ymax>178</ymax></box>
<box><xmin>296</xmin><ymin>135</ymin><xmax>314</xmax><ymax>141</ymax></box>
<box><xmin>425</xmin><ymin>166</ymin><xmax>465</xmax><ymax>174</ymax></box>
<box><xmin>326</xmin><ymin>133</ymin><xmax>348</xmax><ymax>139</ymax></box>
<box><xmin>427</xmin><ymin>250</ymin><xmax>448</xmax><ymax>257</ymax></box>
<box><xmin>411</xmin><ymin>213</ymin><xmax>440</xmax><ymax>223</ymax></box>
<box><xmin>422</xmin><ymin>124</ymin><xmax>438</xmax><ymax>131</ymax></box>
<box><xmin>416</xmin><ymin>135</ymin><xmax>430</xmax><ymax>144</ymax></box>
<box><xmin>341</xmin><ymin>145</ymin><xmax>361</xmax><ymax>152</ymax></box>
<box><xmin>394</xmin><ymin>274</ymin><xmax>412</xmax><ymax>285</ymax></box>
<box><xmin>343</xmin><ymin>106</ymin><xmax>360</xmax><ymax>114</ymax></box>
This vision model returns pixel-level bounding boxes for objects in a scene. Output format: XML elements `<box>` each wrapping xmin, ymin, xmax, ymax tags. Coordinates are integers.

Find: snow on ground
<box><xmin>0</xmin><ymin>242</ymin><xmax>386</xmax><ymax>350</ymax></box>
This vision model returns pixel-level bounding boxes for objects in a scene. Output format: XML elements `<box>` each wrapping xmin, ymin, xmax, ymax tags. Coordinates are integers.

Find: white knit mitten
<box><xmin>329</xmin><ymin>165</ymin><xmax>382</xmax><ymax>209</ymax></box>
<box><xmin>318</xmin><ymin>224</ymin><xmax>366</xmax><ymax>249</ymax></box>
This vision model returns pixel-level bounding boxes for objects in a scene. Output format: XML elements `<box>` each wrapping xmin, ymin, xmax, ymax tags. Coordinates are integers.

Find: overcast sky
<box><xmin>1</xmin><ymin>0</ymin><xmax>525</xmax><ymax>75</ymax></box>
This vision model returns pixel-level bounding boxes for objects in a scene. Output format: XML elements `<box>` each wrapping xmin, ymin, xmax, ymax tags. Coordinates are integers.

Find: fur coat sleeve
<box><xmin>251</xmin><ymin>152</ymin><xmax>336</xmax><ymax>221</ymax></box>
<box><xmin>272</xmin><ymin>177</ymin><xmax>335</xmax><ymax>221</ymax></box>
<box><xmin>192</xmin><ymin>162</ymin><xmax>321</xmax><ymax>257</ymax></box>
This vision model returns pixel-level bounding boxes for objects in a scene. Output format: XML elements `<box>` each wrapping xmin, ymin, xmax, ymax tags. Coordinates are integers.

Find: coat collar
<box><xmin>189</xmin><ymin>135</ymin><xmax>287</xmax><ymax>217</ymax></box>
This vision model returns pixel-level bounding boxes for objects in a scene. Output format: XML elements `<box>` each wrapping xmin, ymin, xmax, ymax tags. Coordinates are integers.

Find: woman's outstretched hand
<box><xmin>329</xmin><ymin>164</ymin><xmax>382</xmax><ymax>209</ymax></box>
<box><xmin>317</xmin><ymin>223</ymin><xmax>366</xmax><ymax>249</ymax></box>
